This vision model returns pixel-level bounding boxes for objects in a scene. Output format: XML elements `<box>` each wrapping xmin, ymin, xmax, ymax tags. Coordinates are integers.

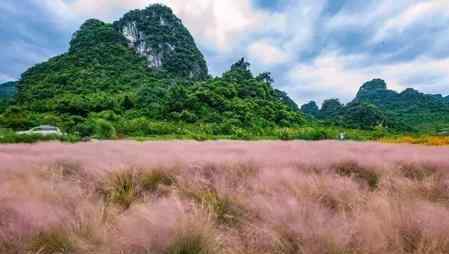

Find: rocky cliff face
<box><xmin>113</xmin><ymin>4</ymin><xmax>208</xmax><ymax>80</ymax></box>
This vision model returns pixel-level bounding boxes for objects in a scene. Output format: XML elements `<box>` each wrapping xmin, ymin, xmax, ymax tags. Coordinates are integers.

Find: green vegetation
<box><xmin>300</xmin><ymin>101</ymin><xmax>319</xmax><ymax>118</ymax></box>
<box><xmin>0</xmin><ymin>81</ymin><xmax>17</xmax><ymax>113</ymax></box>
<box><xmin>0</xmin><ymin>4</ymin><xmax>447</xmax><ymax>143</ymax></box>
<box><xmin>0</xmin><ymin>81</ymin><xmax>16</xmax><ymax>99</ymax></box>
<box><xmin>0</xmin><ymin>5</ymin><xmax>305</xmax><ymax>142</ymax></box>
<box><xmin>304</xmin><ymin>79</ymin><xmax>449</xmax><ymax>134</ymax></box>
<box><xmin>0</xmin><ymin>128</ymin><xmax>79</xmax><ymax>144</ymax></box>
<box><xmin>354</xmin><ymin>79</ymin><xmax>449</xmax><ymax>132</ymax></box>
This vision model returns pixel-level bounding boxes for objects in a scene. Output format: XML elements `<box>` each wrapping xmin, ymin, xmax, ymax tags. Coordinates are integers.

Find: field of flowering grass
<box><xmin>1</xmin><ymin>140</ymin><xmax>449</xmax><ymax>254</ymax></box>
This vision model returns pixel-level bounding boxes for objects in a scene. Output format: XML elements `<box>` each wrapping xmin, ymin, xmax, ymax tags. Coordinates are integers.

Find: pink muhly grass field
<box><xmin>1</xmin><ymin>140</ymin><xmax>449</xmax><ymax>253</ymax></box>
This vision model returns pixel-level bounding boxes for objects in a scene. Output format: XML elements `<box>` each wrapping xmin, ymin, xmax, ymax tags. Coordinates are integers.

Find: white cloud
<box><xmin>62</xmin><ymin>0</ymin><xmax>331</xmax><ymax>55</ymax></box>
<box><xmin>0</xmin><ymin>73</ymin><xmax>15</xmax><ymax>83</ymax></box>
<box><xmin>287</xmin><ymin>50</ymin><xmax>449</xmax><ymax>105</ymax></box>
<box><xmin>64</xmin><ymin>0</ymin><xmax>268</xmax><ymax>51</ymax></box>
<box><xmin>282</xmin><ymin>0</ymin><xmax>326</xmax><ymax>53</ymax></box>
<box><xmin>33</xmin><ymin>0</ymin><xmax>78</xmax><ymax>29</ymax></box>
<box><xmin>287</xmin><ymin>51</ymin><xmax>370</xmax><ymax>104</ymax></box>
<box><xmin>247</xmin><ymin>40</ymin><xmax>290</xmax><ymax>65</ymax></box>
<box><xmin>372</xmin><ymin>1</ymin><xmax>449</xmax><ymax>43</ymax></box>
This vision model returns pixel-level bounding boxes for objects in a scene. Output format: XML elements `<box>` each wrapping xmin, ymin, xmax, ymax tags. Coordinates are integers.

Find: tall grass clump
<box><xmin>198</xmin><ymin>190</ymin><xmax>243</xmax><ymax>226</ymax></box>
<box><xmin>140</xmin><ymin>169</ymin><xmax>176</xmax><ymax>193</ymax></box>
<box><xmin>333</xmin><ymin>160</ymin><xmax>380</xmax><ymax>190</ymax></box>
<box><xmin>27</xmin><ymin>229</ymin><xmax>74</xmax><ymax>254</ymax></box>
<box><xmin>167</xmin><ymin>227</ymin><xmax>220</xmax><ymax>254</ymax></box>
<box><xmin>102</xmin><ymin>170</ymin><xmax>138</xmax><ymax>209</ymax></box>
<box><xmin>398</xmin><ymin>162</ymin><xmax>439</xmax><ymax>181</ymax></box>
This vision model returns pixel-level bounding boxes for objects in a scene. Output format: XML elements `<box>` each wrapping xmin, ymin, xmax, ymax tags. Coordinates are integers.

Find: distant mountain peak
<box><xmin>400</xmin><ymin>88</ymin><xmax>420</xmax><ymax>96</ymax></box>
<box><xmin>300</xmin><ymin>101</ymin><xmax>319</xmax><ymax>117</ymax></box>
<box><xmin>113</xmin><ymin>4</ymin><xmax>208</xmax><ymax>80</ymax></box>
<box><xmin>358</xmin><ymin>79</ymin><xmax>387</xmax><ymax>92</ymax></box>
<box><xmin>70</xmin><ymin>19</ymin><xmax>127</xmax><ymax>52</ymax></box>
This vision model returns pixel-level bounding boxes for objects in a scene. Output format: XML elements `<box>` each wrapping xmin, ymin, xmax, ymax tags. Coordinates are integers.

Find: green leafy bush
<box><xmin>276</xmin><ymin>128</ymin><xmax>331</xmax><ymax>141</ymax></box>
<box><xmin>0</xmin><ymin>129</ymin><xmax>80</xmax><ymax>144</ymax></box>
<box><xmin>93</xmin><ymin>119</ymin><xmax>117</xmax><ymax>139</ymax></box>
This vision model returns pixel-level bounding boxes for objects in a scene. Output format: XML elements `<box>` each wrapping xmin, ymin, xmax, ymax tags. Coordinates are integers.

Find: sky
<box><xmin>1</xmin><ymin>0</ymin><xmax>449</xmax><ymax>105</ymax></box>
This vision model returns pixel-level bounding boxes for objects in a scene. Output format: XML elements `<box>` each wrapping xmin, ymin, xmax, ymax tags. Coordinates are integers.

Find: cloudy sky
<box><xmin>1</xmin><ymin>0</ymin><xmax>449</xmax><ymax>105</ymax></box>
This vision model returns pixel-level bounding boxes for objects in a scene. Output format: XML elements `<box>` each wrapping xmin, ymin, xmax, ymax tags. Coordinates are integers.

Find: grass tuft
<box><xmin>334</xmin><ymin>161</ymin><xmax>380</xmax><ymax>191</ymax></box>
<box><xmin>167</xmin><ymin>226</ymin><xmax>219</xmax><ymax>254</ymax></box>
<box><xmin>140</xmin><ymin>169</ymin><xmax>176</xmax><ymax>193</ymax></box>
<box><xmin>399</xmin><ymin>162</ymin><xmax>438</xmax><ymax>181</ymax></box>
<box><xmin>28</xmin><ymin>229</ymin><xmax>73</xmax><ymax>254</ymax></box>
<box><xmin>51</xmin><ymin>160</ymin><xmax>83</xmax><ymax>178</ymax></box>
<box><xmin>103</xmin><ymin>170</ymin><xmax>138</xmax><ymax>209</ymax></box>
<box><xmin>201</xmin><ymin>191</ymin><xmax>242</xmax><ymax>226</ymax></box>
<box><xmin>183</xmin><ymin>188</ymin><xmax>243</xmax><ymax>226</ymax></box>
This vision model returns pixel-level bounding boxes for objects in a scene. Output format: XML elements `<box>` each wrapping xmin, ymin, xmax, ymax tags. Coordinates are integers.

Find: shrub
<box><xmin>277</xmin><ymin>128</ymin><xmax>295</xmax><ymax>141</ymax></box>
<box><xmin>275</xmin><ymin>128</ymin><xmax>331</xmax><ymax>141</ymax></box>
<box><xmin>119</xmin><ymin>119</ymin><xmax>187</xmax><ymax>137</ymax></box>
<box><xmin>93</xmin><ymin>119</ymin><xmax>117</xmax><ymax>139</ymax></box>
<box><xmin>231</xmin><ymin>128</ymin><xmax>253</xmax><ymax>140</ymax></box>
<box><xmin>0</xmin><ymin>129</ymin><xmax>80</xmax><ymax>144</ymax></box>
<box><xmin>74</xmin><ymin>121</ymin><xmax>95</xmax><ymax>137</ymax></box>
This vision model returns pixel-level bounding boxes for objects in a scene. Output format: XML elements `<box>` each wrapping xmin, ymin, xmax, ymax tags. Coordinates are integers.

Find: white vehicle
<box><xmin>17</xmin><ymin>125</ymin><xmax>63</xmax><ymax>136</ymax></box>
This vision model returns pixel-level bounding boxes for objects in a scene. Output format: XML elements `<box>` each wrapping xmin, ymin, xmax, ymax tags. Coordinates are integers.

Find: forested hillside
<box><xmin>1</xmin><ymin>4</ymin><xmax>304</xmax><ymax>138</ymax></box>
<box><xmin>302</xmin><ymin>79</ymin><xmax>449</xmax><ymax>133</ymax></box>
<box><xmin>0</xmin><ymin>81</ymin><xmax>16</xmax><ymax>99</ymax></box>
<box><xmin>354</xmin><ymin>79</ymin><xmax>449</xmax><ymax>131</ymax></box>
<box><xmin>0</xmin><ymin>81</ymin><xmax>17</xmax><ymax>112</ymax></box>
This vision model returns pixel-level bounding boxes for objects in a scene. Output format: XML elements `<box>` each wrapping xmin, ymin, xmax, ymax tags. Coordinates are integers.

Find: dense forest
<box><xmin>302</xmin><ymin>79</ymin><xmax>449</xmax><ymax>133</ymax></box>
<box><xmin>0</xmin><ymin>81</ymin><xmax>17</xmax><ymax>112</ymax></box>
